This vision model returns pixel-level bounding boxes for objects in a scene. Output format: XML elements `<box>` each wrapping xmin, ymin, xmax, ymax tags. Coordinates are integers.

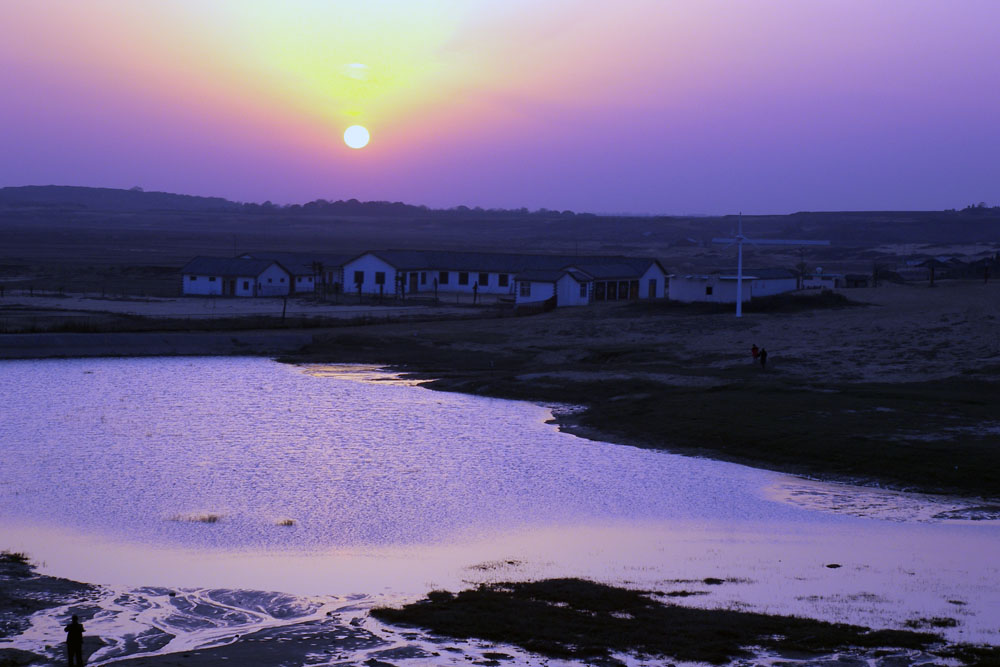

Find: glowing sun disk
<box><xmin>344</xmin><ymin>125</ymin><xmax>370</xmax><ymax>149</ymax></box>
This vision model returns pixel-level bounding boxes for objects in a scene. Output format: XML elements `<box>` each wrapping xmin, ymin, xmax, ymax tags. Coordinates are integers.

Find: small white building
<box><xmin>181</xmin><ymin>257</ymin><xmax>291</xmax><ymax>297</ymax></box>
<box><xmin>669</xmin><ymin>267</ymin><xmax>797</xmax><ymax>303</ymax></box>
<box><xmin>669</xmin><ymin>274</ymin><xmax>751</xmax><ymax>303</ymax></box>
<box><xmin>803</xmin><ymin>270</ymin><xmax>844</xmax><ymax>289</ymax></box>
<box><xmin>239</xmin><ymin>251</ymin><xmax>352</xmax><ymax>293</ymax></box>
<box><xmin>515</xmin><ymin>269</ymin><xmax>591</xmax><ymax>306</ymax></box>
<box><xmin>747</xmin><ymin>268</ymin><xmax>798</xmax><ymax>297</ymax></box>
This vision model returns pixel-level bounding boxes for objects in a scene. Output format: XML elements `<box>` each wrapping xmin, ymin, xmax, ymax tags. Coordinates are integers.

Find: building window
<box><xmin>439</xmin><ymin>271</ymin><xmax>449</xmax><ymax>285</ymax></box>
<box><xmin>209</xmin><ymin>276</ymin><xmax>217</xmax><ymax>282</ymax></box>
<box><xmin>458</xmin><ymin>272</ymin><xmax>469</xmax><ymax>285</ymax></box>
<box><xmin>243</xmin><ymin>281</ymin><xmax>249</xmax><ymax>290</ymax></box>
<box><xmin>478</xmin><ymin>273</ymin><xmax>489</xmax><ymax>286</ymax></box>
<box><xmin>189</xmin><ymin>276</ymin><xmax>196</xmax><ymax>281</ymax></box>
<box><xmin>705</xmin><ymin>285</ymin><xmax>713</xmax><ymax>296</ymax></box>
<box><xmin>297</xmin><ymin>277</ymin><xmax>302</xmax><ymax>283</ymax></box>
<box><xmin>354</xmin><ymin>271</ymin><xmax>364</xmax><ymax>285</ymax></box>
<box><xmin>498</xmin><ymin>274</ymin><xmax>509</xmax><ymax>287</ymax></box>
<box><xmin>420</xmin><ymin>272</ymin><xmax>427</xmax><ymax>285</ymax></box>
<box><xmin>580</xmin><ymin>283</ymin><xmax>588</xmax><ymax>298</ymax></box>
<box><xmin>268</xmin><ymin>278</ymin><xmax>273</xmax><ymax>284</ymax></box>
<box><xmin>280</xmin><ymin>277</ymin><xmax>285</xmax><ymax>283</ymax></box>
<box><xmin>375</xmin><ymin>272</ymin><xmax>386</xmax><ymax>285</ymax></box>
<box><xmin>519</xmin><ymin>282</ymin><xmax>531</xmax><ymax>297</ymax></box>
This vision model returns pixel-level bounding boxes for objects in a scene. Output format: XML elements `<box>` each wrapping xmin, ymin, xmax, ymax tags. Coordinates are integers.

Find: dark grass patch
<box><xmin>0</xmin><ymin>551</ymin><xmax>29</xmax><ymax>565</ymax></box>
<box><xmin>904</xmin><ymin>617</ymin><xmax>959</xmax><ymax>629</ymax></box>
<box><xmin>660</xmin><ymin>590</ymin><xmax>709</xmax><ymax>597</ymax></box>
<box><xmin>0</xmin><ymin>647</ymin><xmax>44</xmax><ymax>666</ymax></box>
<box><xmin>622</xmin><ymin>289</ymin><xmax>863</xmax><ymax>316</ymax></box>
<box><xmin>940</xmin><ymin>644</ymin><xmax>1000</xmax><ymax>665</ymax></box>
<box><xmin>564</xmin><ymin>378</ymin><xmax>1000</xmax><ymax>498</ymax></box>
<box><xmin>743</xmin><ymin>290</ymin><xmax>861</xmax><ymax>313</ymax></box>
<box><xmin>371</xmin><ymin>578</ymin><xmax>939</xmax><ymax>665</ymax></box>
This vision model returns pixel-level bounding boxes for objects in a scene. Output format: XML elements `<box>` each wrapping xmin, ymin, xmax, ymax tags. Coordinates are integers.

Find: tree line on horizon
<box><xmin>1</xmin><ymin>185</ymin><xmax>996</xmax><ymax>220</ymax></box>
<box><xmin>243</xmin><ymin>197</ymin><xmax>590</xmax><ymax>219</ymax></box>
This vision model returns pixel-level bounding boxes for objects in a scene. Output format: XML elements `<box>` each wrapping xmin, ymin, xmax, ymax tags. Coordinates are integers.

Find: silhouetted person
<box><xmin>759</xmin><ymin>348</ymin><xmax>768</xmax><ymax>370</ymax></box>
<box><xmin>65</xmin><ymin>614</ymin><xmax>84</xmax><ymax>666</ymax></box>
<box><xmin>751</xmin><ymin>343</ymin><xmax>760</xmax><ymax>363</ymax></box>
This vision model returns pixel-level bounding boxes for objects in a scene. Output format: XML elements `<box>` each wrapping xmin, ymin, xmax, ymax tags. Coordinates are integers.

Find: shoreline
<box><xmin>3</xmin><ymin>284</ymin><xmax>1000</xmax><ymax>501</ymax></box>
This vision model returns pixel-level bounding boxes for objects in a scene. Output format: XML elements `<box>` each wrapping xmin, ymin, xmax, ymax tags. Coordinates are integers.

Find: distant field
<box><xmin>2</xmin><ymin>198</ymin><xmax>999</xmax><ymax>298</ymax></box>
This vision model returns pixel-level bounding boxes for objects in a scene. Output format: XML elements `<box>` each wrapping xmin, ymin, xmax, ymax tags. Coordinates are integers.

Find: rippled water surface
<box><xmin>3</xmin><ymin>358</ymin><xmax>803</xmax><ymax>549</ymax></box>
<box><xmin>1</xmin><ymin>357</ymin><xmax>998</xmax><ymax>660</ymax></box>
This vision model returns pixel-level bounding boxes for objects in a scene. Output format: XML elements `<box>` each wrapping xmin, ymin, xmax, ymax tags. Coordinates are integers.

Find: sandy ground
<box><xmin>663</xmin><ymin>281</ymin><xmax>1000</xmax><ymax>384</ymax></box>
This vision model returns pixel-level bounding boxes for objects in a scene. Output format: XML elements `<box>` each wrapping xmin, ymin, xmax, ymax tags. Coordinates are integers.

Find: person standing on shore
<box><xmin>751</xmin><ymin>344</ymin><xmax>760</xmax><ymax>364</ymax></box>
<box><xmin>65</xmin><ymin>614</ymin><xmax>85</xmax><ymax>666</ymax></box>
<box><xmin>759</xmin><ymin>348</ymin><xmax>768</xmax><ymax>370</ymax></box>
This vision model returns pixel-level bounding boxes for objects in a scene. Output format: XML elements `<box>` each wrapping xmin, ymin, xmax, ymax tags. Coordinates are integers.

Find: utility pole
<box><xmin>712</xmin><ymin>214</ymin><xmax>830</xmax><ymax>318</ymax></box>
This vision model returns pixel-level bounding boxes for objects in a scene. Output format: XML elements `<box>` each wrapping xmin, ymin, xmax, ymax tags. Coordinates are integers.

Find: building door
<box><xmin>227</xmin><ymin>279</ymin><xmax>236</xmax><ymax>296</ymax></box>
<box><xmin>648</xmin><ymin>279</ymin><xmax>657</xmax><ymax>298</ymax></box>
<box><xmin>409</xmin><ymin>272</ymin><xmax>418</xmax><ymax>292</ymax></box>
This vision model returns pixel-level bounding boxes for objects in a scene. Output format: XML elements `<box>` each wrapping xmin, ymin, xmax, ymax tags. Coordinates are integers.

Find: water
<box><xmin>1</xmin><ymin>357</ymin><xmax>998</xmax><ymax>664</ymax></box>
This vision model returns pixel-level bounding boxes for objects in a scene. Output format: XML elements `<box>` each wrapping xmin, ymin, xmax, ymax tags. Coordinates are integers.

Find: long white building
<box><xmin>341</xmin><ymin>250</ymin><xmax>668</xmax><ymax>306</ymax></box>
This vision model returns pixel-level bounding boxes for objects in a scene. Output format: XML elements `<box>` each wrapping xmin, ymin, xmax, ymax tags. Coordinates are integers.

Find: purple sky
<box><xmin>1</xmin><ymin>1</ymin><xmax>998</xmax><ymax>214</ymax></box>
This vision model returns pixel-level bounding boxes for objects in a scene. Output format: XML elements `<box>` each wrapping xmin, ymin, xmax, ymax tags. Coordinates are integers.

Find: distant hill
<box><xmin>0</xmin><ymin>185</ymin><xmax>240</xmax><ymax>211</ymax></box>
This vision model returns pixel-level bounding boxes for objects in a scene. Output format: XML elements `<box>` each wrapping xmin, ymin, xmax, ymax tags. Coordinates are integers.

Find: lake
<box><xmin>1</xmin><ymin>357</ymin><xmax>997</xmax><ymax>663</ymax></box>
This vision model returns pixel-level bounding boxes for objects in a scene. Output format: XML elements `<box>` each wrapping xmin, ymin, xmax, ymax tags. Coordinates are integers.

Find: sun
<box><xmin>344</xmin><ymin>125</ymin><xmax>370</xmax><ymax>149</ymax></box>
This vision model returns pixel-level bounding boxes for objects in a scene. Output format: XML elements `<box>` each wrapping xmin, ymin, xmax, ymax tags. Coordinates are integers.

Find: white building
<box><xmin>341</xmin><ymin>250</ymin><xmax>668</xmax><ymax>305</ymax></box>
<box><xmin>514</xmin><ymin>269</ymin><xmax>591</xmax><ymax>306</ymax></box>
<box><xmin>515</xmin><ymin>260</ymin><xmax>668</xmax><ymax>307</ymax></box>
<box><xmin>803</xmin><ymin>270</ymin><xmax>844</xmax><ymax>289</ymax></box>
<box><xmin>746</xmin><ymin>268</ymin><xmax>798</xmax><ymax>297</ymax></box>
<box><xmin>239</xmin><ymin>251</ymin><xmax>352</xmax><ymax>293</ymax></box>
<box><xmin>181</xmin><ymin>257</ymin><xmax>291</xmax><ymax>297</ymax></box>
<box><xmin>668</xmin><ymin>268</ymin><xmax>797</xmax><ymax>303</ymax></box>
<box><xmin>669</xmin><ymin>274</ymin><xmax>751</xmax><ymax>304</ymax></box>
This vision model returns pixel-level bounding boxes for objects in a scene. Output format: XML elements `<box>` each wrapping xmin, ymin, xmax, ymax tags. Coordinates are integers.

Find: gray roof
<box><xmin>357</xmin><ymin>249</ymin><xmax>662</xmax><ymax>275</ymax></box>
<box><xmin>240</xmin><ymin>251</ymin><xmax>353</xmax><ymax>275</ymax></box>
<box><xmin>718</xmin><ymin>267</ymin><xmax>796</xmax><ymax>280</ymax></box>
<box><xmin>569</xmin><ymin>262</ymin><xmax>649</xmax><ymax>280</ymax></box>
<box><xmin>181</xmin><ymin>256</ymin><xmax>283</xmax><ymax>277</ymax></box>
<box><xmin>516</xmin><ymin>269</ymin><xmax>575</xmax><ymax>282</ymax></box>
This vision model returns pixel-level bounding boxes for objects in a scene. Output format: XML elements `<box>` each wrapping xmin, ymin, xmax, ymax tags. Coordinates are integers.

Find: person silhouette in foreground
<box><xmin>65</xmin><ymin>614</ymin><xmax>85</xmax><ymax>666</ymax></box>
<box><xmin>759</xmin><ymin>347</ymin><xmax>768</xmax><ymax>370</ymax></box>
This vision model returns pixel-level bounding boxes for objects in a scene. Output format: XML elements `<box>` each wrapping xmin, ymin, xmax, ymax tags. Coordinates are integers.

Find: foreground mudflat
<box><xmin>374</xmin><ymin>578</ymin><xmax>1000</xmax><ymax>666</ymax></box>
<box><xmin>6</xmin><ymin>558</ymin><xmax>999</xmax><ymax>667</ymax></box>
